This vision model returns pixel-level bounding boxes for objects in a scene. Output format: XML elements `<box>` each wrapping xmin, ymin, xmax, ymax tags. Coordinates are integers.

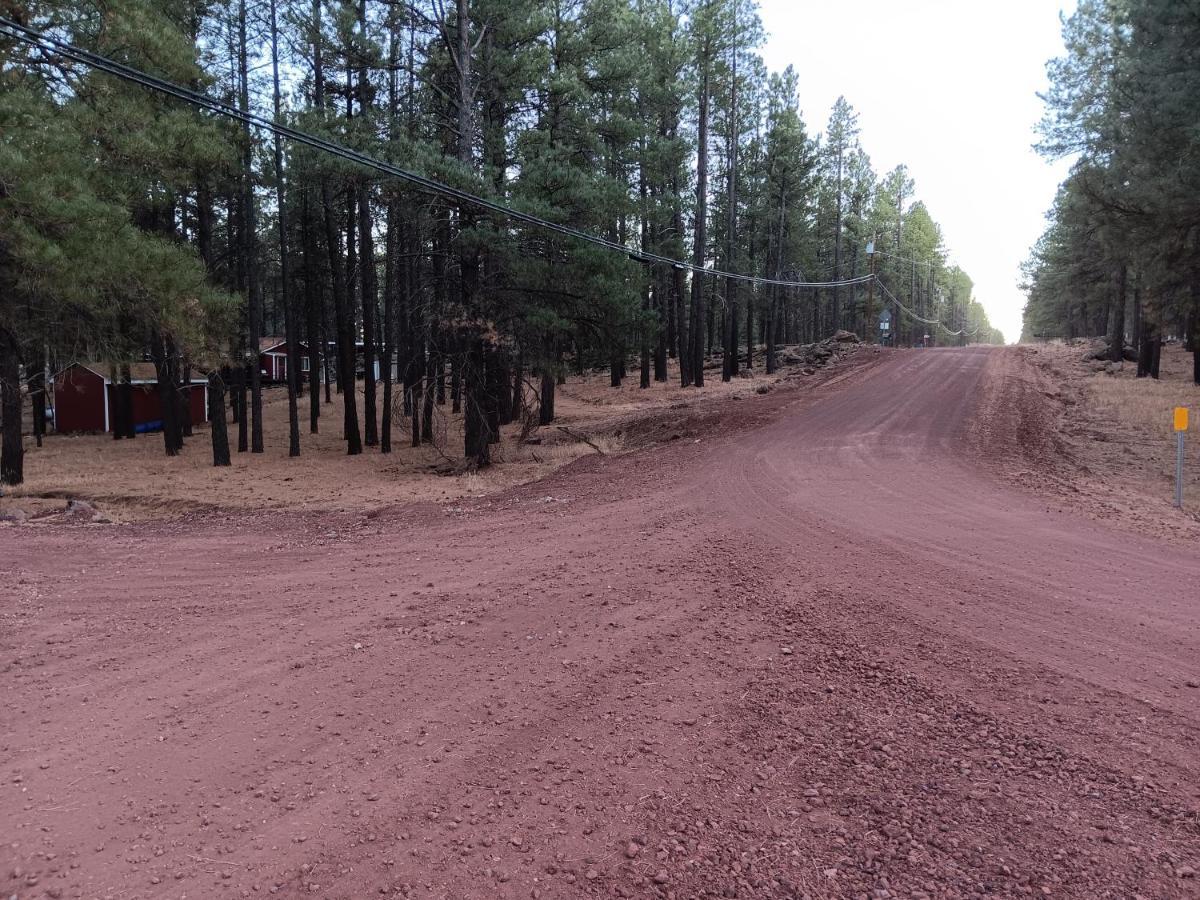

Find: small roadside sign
<box><xmin>1174</xmin><ymin>408</ymin><xmax>1188</xmax><ymax>508</ymax></box>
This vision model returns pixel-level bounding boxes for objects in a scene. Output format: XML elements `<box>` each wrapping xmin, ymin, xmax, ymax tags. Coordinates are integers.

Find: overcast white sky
<box><xmin>757</xmin><ymin>0</ymin><xmax>1077</xmax><ymax>343</ymax></box>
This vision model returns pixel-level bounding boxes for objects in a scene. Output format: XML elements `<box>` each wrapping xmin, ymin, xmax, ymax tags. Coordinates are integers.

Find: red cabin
<box><xmin>52</xmin><ymin>363</ymin><xmax>209</xmax><ymax>434</ymax></box>
<box><xmin>259</xmin><ymin>338</ymin><xmax>311</xmax><ymax>384</ymax></box>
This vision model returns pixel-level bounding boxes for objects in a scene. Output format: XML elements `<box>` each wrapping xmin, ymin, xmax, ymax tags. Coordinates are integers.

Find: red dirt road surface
<box><xmin>3</xmin><ymin>346</ymin><xmax>1199</xmax><ymax>900</ymax></box>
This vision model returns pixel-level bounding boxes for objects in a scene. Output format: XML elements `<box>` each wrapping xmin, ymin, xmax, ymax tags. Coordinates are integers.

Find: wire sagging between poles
<box><xmin>874</xmin><ymin>277</ymin><xmax>976</xmax><ymax>338</ymax></box>
<box><xmin>0</xmin><ymin>16</ymin><xmax>874</xmax><ymax>292</ymax></box>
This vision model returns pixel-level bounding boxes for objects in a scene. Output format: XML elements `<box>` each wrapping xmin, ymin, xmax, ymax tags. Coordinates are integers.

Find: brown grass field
<box><xmin>1019</xmin><ymin>339</ymin><xmax>1200</xmax><ymax>540</ymax></box>
<box><xmin>1</xmin><ymin>354</ymin><xmax>801</xmax><ymax>522</ymax></box>
<box><xmin>1086</xmin><ymin>341</ymin><xmax>1199</xmax><ymax>437</ymax></box>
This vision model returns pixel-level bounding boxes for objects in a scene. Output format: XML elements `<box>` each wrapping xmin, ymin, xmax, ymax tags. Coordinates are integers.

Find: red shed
<box><xmin>52</xmin><ymin>363</ymin><xmax>209</xmax><ymax>434</ymax></box>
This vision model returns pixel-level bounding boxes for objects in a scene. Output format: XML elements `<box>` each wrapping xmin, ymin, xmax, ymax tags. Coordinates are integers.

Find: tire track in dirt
<box><xmin>2</xmin><ymin>346</ymin><xmax>1199</xmax><ymax>899</ymax></box>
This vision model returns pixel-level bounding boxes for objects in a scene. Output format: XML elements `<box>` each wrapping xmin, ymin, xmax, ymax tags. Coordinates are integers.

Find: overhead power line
<box><xmin>873</xmin><ymin>278</ymin><xmax>940</xmax><ymax>327</ymax></box>
<box><xmin>871</xmin><ymin>251</ymin><xmax>985</xmax><ymax>338</ymax></box>
<box><xmin>0</xmin><ymin>16</ymin><xmax>874</xmax><ymax>292</ymax></box>
<box><xmin>874</xmin><ymin>249</ymin><xmax>940</xmax><ymax>271</ymax></box>
<box><xmin>874</xmin><ymin>277</ymin><xmax>978</xmax><ymax>338</ymax></box>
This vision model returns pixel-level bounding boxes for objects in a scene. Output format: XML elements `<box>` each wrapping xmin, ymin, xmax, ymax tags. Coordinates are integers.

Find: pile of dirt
<box><xmin>1081</xmin><ymin>337</ymin><xmax>1139</xmax><ymax>371</ymax></box>
<box><xmin>582</xmin><ymin>340</ymin><xmax>883</xmax><ymax>451</ymax></box>
<box><xmin>776</xmin><ymin>330</ymin><xmax>862</xmax><ymax>374</ymax></box>
<box><xmin>966</xmin><ymin>346</ymin><xmax>1073</xmax><ymax>478</ymax></box>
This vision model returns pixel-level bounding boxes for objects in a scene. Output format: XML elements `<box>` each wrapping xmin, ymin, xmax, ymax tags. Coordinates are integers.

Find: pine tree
<box><xmin>823</xmin><ymin>96</ymin><xmax>859</xmax><ymax>334</ymax></box>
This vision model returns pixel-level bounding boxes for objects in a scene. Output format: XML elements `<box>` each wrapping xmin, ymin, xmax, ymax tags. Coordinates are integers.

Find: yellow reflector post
<box><xmin>1174</xmin><ymin>407</ymin><xmax>1189</xmax><ymax>432</ymax></box>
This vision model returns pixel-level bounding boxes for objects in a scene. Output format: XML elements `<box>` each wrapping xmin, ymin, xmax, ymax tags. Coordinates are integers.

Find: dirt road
<box><xmin>3</xmin><ymin>347</ymin><xmax>1199</xmax><ymax>899</ymax></box>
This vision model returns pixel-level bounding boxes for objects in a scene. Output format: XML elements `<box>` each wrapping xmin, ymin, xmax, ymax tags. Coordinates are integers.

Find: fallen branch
<box><xmin>556</xmin><ymin>425</ymin><xmax>605</xmax><ymax>454</ymax></box>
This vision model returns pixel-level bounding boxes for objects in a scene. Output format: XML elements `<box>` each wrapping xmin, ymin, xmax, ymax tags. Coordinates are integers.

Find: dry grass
<box><xmin>1020</xmin><ymin>340</ymin><xmax>1200</xmax><ymax>541</ymax></box>
<box><xmin>1</xmin><ymin>353</ymin><xmax>780</xmax><ymax>522</ymax></box>
<box><xmin>1086</xmin><ymin>347</ymin><xmax>1199</xmax><ymax>439</ymax></box>
<box><xmin>3</xmin><ymin>388</ymin><xmax>588</xmax><ymax>521</ymax></box>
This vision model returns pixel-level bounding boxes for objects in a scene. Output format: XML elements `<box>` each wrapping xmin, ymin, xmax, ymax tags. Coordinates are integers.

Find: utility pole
<box><xmin>926</xmin><ymin>260</ymin><xmax>934</xmax><ymax>348</ymax></box>
<box><xmin>722</xmin><ymin>0</ymin><xmax>739</xmax><ymax>381</ymax></box>
<box><xmin>910</xmin><ymin>258</ymin><xmax>916</xmax><ymax>348</ymax></box>
<box><xmin>865</xmin><ymin>237</ymin><xmax>875</xmax><ymax>343</ymax></box>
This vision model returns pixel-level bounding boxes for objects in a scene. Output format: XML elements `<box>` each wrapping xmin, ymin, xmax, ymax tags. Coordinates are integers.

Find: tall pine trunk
<box><xmin>722</xmin><ymin>12</ymin><xmax>738</xmax><ymax>382</ymax></box>
<box><xmin>208</xmin><ymin>371</ymin><xmax>231</xmax><ymax>466</ymax></box>
<box><xmin>302</xmin><ymin>189</ymin><xmax>322</xmax><ymax>433</ymax></box>
<box><xmin>485</xmin><ymin>345</ymin><xmax>503</xmax><ymax>442</ymax></box>
<box><xmin>1107</xmin><ymin>262</ymin><xmax>1127</xmax><ymax>364</ymax></box>
<box><xmin>379</xmin><ymin>20</ymin><xmax>404</xmax><ymax>454</ymax></box>
<box><xmin>0</xmin><ymin>327</ymin><xmax>22</xmax><ymax>486</ymax></box>
<box><xmin>30</xmin><ymin>344</ymin><xmax>45</xmax><ymax>448</ymax></box>
<box><xmin>539</xmin><ymin>337</ymin><xmax>556</xmax><ymax>425</ymax></box>
<box><xmin>359</xmin><ymin>185</ymin><xmax>379</xmax><ymax>446</ymax></box>
<box><xmin>180</xmin><ymin>361</ymin><xmax>193</xmax><ymax>438</ymax></box>
<box><xmin>358</xmin><ymin>0</ymin><xmax>379</xmax><ymax>446</ymax></box>
<box><xmin>421</xmin><ymin>345</ymin><xmax>435</xmax><ymax>443</ymax></box>
<box><xmin>832</xmin><ymin>153</ymin><xmax>844</xmax><ymax>333</ymax></box>
<box><xmin>463</xmin><ymin>338</ymin><xmax>490</xmax><ymax>466</ymax></box>
<box><xmin>150</xmin><ymin>332</ymin><xmax>182</xmax><ymax>457</ymax></box>
<box><xmin>511</xmin><ymin>355</ymin><xmax>524</xmax><ymax>422</ymax></box>
<box><xmin>119</xmin><ymin>365</ymin><xmax>135</xmax><ymax>439</ymax></box>
<box><xmin>688</xmin><ymin>49</ymin><xmax>710</xmax><ymax>389</ymax></box>
<box><xmin>1137</xmin><ymin>311</ymin><xmax>1158</xmax><ymax>379</ymax></box>
<box><xmin>322</xmin><ymin>180</ymin><xmax>363</xmax><ymax>454</ymax></box>
<box><xmin>270</xmin><ymin>0</ymin><xmax>300</xmax><ymax>457</ymax></box>
<box><xmin>110</xmin><ymin>364</ymin><xmax>124</xmax><ymax>440</ymax></box>
<box><xmin>673</xmin><ymin>207</ymin><xmax>689</xmax><ymax>385</ymax></box>
<box><xmin>1192</xmin><ymin>244</ymin><xmax>1200</xmax><ymax>385</ymax></box>
<box><xmin>381</xmin><ymin>196</ymin><xmax>398</xmax><ymax>454</ymax></box>
<box><xmin>765</xmin><ymin>286</ymin><xmax>777</xmax><ymax>374</ymax></box>
<box><xmin>238</xmin><ymin>0</ymin><xmax>264</xmax><ymax>454</ymax></box>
